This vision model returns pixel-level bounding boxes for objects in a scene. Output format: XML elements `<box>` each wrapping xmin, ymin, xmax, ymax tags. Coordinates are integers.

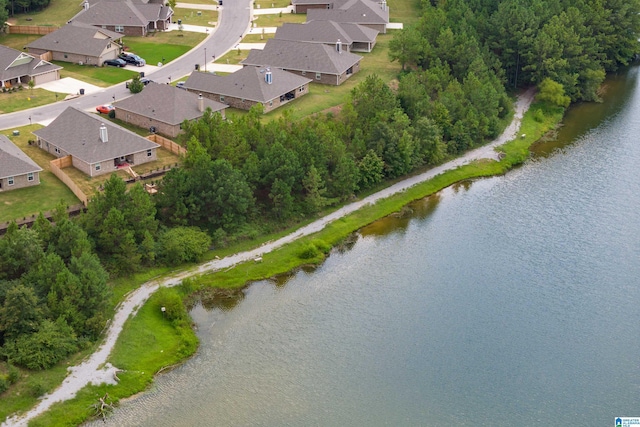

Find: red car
<box><xmin>96</xmin><ymin>105</ymin><xmax>115</xmax><ymax>114</ymax></box>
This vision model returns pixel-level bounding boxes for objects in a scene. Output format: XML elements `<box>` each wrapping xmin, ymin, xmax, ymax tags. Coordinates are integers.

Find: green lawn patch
<box><xmin>55</xmin><ymin>62</ymin><xmax>139</xmax><ymax>87</ymax></box>
<box><xmin>123</xmin><ymin>32</ymin><xmax>206</xmax><ymax>66</ymax></box>
<box><xmin>0</xmin><ymin>34</ymin><xmax>43</xmax><ymax>51</ymax></box>
<box><xmin>7</xmin><ymin>0</ymin><xmax>79</xmax><ymax>26</ymax></box>
<box><xmin>0</xmin><ymin>88</ymin><xmax>66</xmax><ymax>114</ymax></box>
<box><xmin>254</xmin><ymin>0</ymin><xmax>291</xmax><ymax>9</ymax></box>
<box><xmin>253</xmin><ymin>13</ymin><xmax>307</xmax><ymax>27</ymax></box>
<box><xmin>173</xmin><ymin>7</ymin><xmax>218</xmax><ymax>27</ymax></box>
<box><xmin>241</xmin><ymin>33</ymin><xmax>275</xmax><ymax>43</ymax></box>
<box><xmin>0</xmin><ymin>126</ymin><xmax>79</xmax><ymax>223</ymax></box>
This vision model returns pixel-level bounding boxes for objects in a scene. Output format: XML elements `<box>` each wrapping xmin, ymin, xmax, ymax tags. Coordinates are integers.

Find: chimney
<box><xmin>99</xmin><ymin>123</ymin><xmax>108</xmax><ymax>142</ymax></box>
<box><xmin>198</xmin><ymin>93</ymin><xmax>204</xmax><ymax>112</ymax></box>
<box><xmin>83</xmin><ymin>0</ymin><xmax>89</xmax><ymax>10</ymax></box>
<box><xmin>336</xmin><ymin>39</ymin><xmax>342</xmax><ymax>53</ymax></box>
<box><xmin>380</xmin><ymin>0</ymin><xmax>387</xmax><ymax>10</ymax></box>
<box><xmin>265</xmin><ymin>67</ymin><xmax>272</xmax><ymax>84</ymax></box>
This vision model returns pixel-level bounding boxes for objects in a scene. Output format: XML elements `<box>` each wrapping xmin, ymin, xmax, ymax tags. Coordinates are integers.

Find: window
<box><xmin>115</xmin><ymin>25</ymin><xmax>124</xmax><ymax>33</ymax></box>
<box><xmin>269</xmin><ymin>100</ymin><xmax>273</xmax><ymax>106</ymax></box>
<box><xmin>315</xmin><ymin>72</ymin><xmax>321</xmax><ymax>80</ymax></box>
<box><xmin>54</xmin><ymin>147</ymin><xmax>60</xmax><ymax>154</ymax></box>
<box><xmin>27</xmin><ymin>173</ymin><xmax>34</xmax><ymax>182</ymax></box>
<box><xmin>299</xmin><ymin>86</ymin><xmax>304</xmax><ymax>92</ymax></box>
<box><xmin>301</xmin><ymin>71</ymin><xmax>306</xmax><ymax>76</ymax></box>
<box><xmin>220</xmin><ymin>95</ymin><xmax>225</xmax><ymax>102</ymax></box>
<box><xmin>147</xmin><ymin>149</ymin><xmax>152</xmax><ymax>157</ymax></box>
<box><xmin>8</xmin><ymin>176</ymin><xmax>14</xmax><ymax>185</ymax></box>
<box><xmin>95</xmin><ymin>164</ymin><xmax>101</xmax><ymax>171</ymax></box>
<box><xmin>64</xmin><ymin>54</ymin><xmax>68</xmax><ymax>59</ymax></box>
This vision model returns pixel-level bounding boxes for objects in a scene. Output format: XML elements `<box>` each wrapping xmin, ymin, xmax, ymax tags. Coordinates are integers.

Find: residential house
<box><xmin>33</xmin><ymin>107</ymin><xmax>159</xmax><ymax>177</ymax></box>
<box><xmin>114</xmin><ymin>82</ymin><xmax>228</xmax><ymax>138</ymax></box>
<box><xmin>0</xmin><ymin>45</ymin><xmax>62</xmax><ymax>89</ymax></box>
<box><xmin>241</xmin><ymin>39</ymin><xmax>362</xmax><ymax>86</ymax></box>
<box><xmin>26</xmin><ymin>21</ymin><xmax>123</xmax><ymax>67</ymax></box>
<box><xmin>0</xmin><ymin>135</ymin><xmax>42</xmax><ymax>192</ymax></box>
<box><xmin>306</xmin><ymin>0</ymin><xmax>389</xmax><ymax>33</ymax></box>
<box><xmin>183</xmin><ymin>66</ymin><xmax>312</xmax><ymax>113</ymax></box>
<box><xmin>69</xmin><ymin>0</ymin><xmax>173</xmax><ymax>37</ymax></box>
<box><xmin>274</xmin><ymin>20</ymin><xmax>378</xmax><ymax>52</ymax></box>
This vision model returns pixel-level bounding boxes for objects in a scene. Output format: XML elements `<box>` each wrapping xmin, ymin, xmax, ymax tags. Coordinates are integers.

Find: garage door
<box><xmin>33</xmin><ymin>70</ymin><xmax>59</xmax><ymax>85</ymax></box>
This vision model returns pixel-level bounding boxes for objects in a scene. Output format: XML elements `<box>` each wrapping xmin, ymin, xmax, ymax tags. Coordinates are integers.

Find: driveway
<box><xmin>36</xmin><ymin>77</ymin><xmax>102</xmax><ymax>95</ymax></box>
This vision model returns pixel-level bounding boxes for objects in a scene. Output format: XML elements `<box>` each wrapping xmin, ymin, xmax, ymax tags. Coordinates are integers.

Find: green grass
<box><xmin>0</xmin><ymin>34</ymin><xmax>43</xmax><ymax>50</ymax></box>
<box><xmin>0</xmin><ymin>126</ymin><xmax>79</xmax><ymax>224</ymax></box>
<box><xmin>123</xmin><ymin>32</ymin><xmax>207</xmax><ymax>66</ymax></box>
<box><xmin>387</xmin><ymin>0</ymin><xmax>421</xmax><ymax>24</ymax></box>
<box><xmin>7</xmin><ymin>0</ymin><xmax>79</xmax><ymax>26</ymax></box>
<box><xmin>173</xmin><ymin>7</ymin><xmax>218</xmax><ymax>27</ymax></box>
<box><xmin>253</xmin><ymin>13</ymin><xmax>307</xmax><ymax>27</ymax></box>
<box><xmin>0</xmin><ymin>88</ymin><xmax>66</xmax><ymax>113</ymax></box>
<box><xmin>254</xmin><ymin>0</ymin><xmax>291</xmax><ymax>8</ymax></box>
<box><xmin>55</xmin><ymin>62</ymin><xmax>140</xmax><ymax>87</ymax></box>
<box><xmin>180</xmin><ymin>0</ymin><xmax>219</xmax><ymax>5</ymax></box>
<box><xmin>216</xmin><ymin>49</ymin><xmax>248</xmax><ymax>65</ymax></box>
<box><xmin>241</xmin><ymin>33</ymin><xmax>275</xmax><ymax>43</ymax></box>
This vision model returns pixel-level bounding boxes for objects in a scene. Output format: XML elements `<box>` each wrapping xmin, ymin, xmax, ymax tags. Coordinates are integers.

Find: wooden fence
<box><xmin>7</xmin><ymin>25</ymin><xmax>58</xmax><ymax>35</ymax></box>
<box><xmin>0</xmin><ymin>204</ymin><xmax>84</xmax><ymax>235</ymax></box>
<box><xmin>39</xmin><ymin>51</ymin><xmax>53</xmax><ymax>62</ymax></box>
<box><xmin>50</xmin><ymin>156</ymin><xmax>89</xmax><ymax>206</ymax></box>
<box><xmin>147</xmin><ymin>134</ymin><xmax>187</xmax><ymax>156</ymax></box>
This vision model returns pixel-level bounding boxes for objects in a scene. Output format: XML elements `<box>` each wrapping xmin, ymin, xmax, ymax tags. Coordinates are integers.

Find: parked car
<box><xmin>96</xmin><ymin>105</ymin><xmax>115</xmax><ymax>114</ymax></box>
<box><xmin>125</xmin><ymin>78</ymin><xmax>154</xmax><ymax>89</ymax></box>
<box><xmin>119</xmin><ymin>53</ymin><xmax>146</xmax><ymax>67</ymax></box>
<box><xmin>176</xmin><ymin>81</ymin><xmax>186</xmax><ymax>90</ymax></box>
<box><xmin>103</xmin><ymin>58</ymin><xmax>126</xmax><ymax>67</ymax></box>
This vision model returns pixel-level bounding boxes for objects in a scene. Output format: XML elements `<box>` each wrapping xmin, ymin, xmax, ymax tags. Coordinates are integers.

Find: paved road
<box><xmin>0</xmin><ymin>0</ymin><xmax>253</xmax><ymax>131</ymax></box>
<box><xmin>2</xmin><ymin>88</ymin><xmax>535</xmax><ymax>427</ymax></box>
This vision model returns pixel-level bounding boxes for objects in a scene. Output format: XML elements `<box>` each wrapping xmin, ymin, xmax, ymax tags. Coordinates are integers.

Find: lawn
<box><xmin>55</xmin><ymin>62</ymin><xmax>140</xmax><ymax>87</ymax></box>
<box><xmin>6</xmin><ymin>0</ymin><xmax>79</xmax><ymax>26</ymax></box>
<box><xmin>253</xmin><ymin>13</ymin><xmax>307</xmax><ymax>27</ymax></box>
<box><xmin>241</xmin><ymin>32</ymin><xmax>275</xmax><ymax>43</ymax></box>
<box><xmin>0</xmin><ymin>125</ymin><xmax>79</xmax><ymax>223</ymax></box>
<box><xmin>173</xmin><ymin>7</ymin><xmax>218</xmax><ymax>27</ymax></box>
<box><xmin>123</xmin><ymin>32</ymin><xmax>207</xmax><ymax>66</ymax></box>
<box><xmin>216</xmin><ymin>48</ymin><xmax>249</xmax><ymax>65</ymax></box>
<box><xmin>0</xmin><ymin>88</ymin><xmax>66</xmax><ymax>114</ymax></box>
<box><xmin>254</xmin><ymin>0</ymin><xmax>291</xmax><ymax>8</ymax></box>
<box><xmin>0</xmin><ymin>33</ymin><xmax>42</xmax><ymax>50</ymax></box>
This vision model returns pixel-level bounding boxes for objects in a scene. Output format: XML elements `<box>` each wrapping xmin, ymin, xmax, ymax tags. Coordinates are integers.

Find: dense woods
<box><xmin>1</xmin><ymin>0</ymin><xmax>639</xmax><ymax>374</ymax></box>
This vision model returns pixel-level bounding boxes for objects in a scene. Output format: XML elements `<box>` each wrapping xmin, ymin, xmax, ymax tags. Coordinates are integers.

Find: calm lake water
<box><xmin>91</xmin><ymin>66</ymin><xmax>640</xmax><ymax>426</ymax></box>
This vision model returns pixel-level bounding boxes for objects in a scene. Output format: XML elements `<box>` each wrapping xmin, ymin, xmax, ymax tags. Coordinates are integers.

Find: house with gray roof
<box><xmin>114</xmin><ymin>82</ymin><xmax>228</xmax><ymax>137</ymax></box>
<box><xmin>241</xmin><ymin>39</ymin><xmax>362</xmax><ymax>86</ymax></box>
<box><xmin>0</xmin><ymin>135</ymin><xmax>42</xmax><ymax>192</ymax></box>
<box><xmin>274</xmin><ymin>20</ymin><xmax>378</xmax><ymax>52</ymax></box>
<box><xmin>70</xmin><ymin>0</ymin><xmax>173</xmax><ymax>37</ymax></box>
<box><xmin>33</xmin><ymin>107</ymin><xmax>159</xmax><ymax>177</ymax></box>
<box><xmin>291</xmin><ymin>0</ymin><xmax>334</xmax><ymax>14</ymax></box>
<box><xmin>0</xmin><ymin>45</ymin><xmax>62</xmax><ymax>90</ymax></box>
<box><xmin>26</xmin><ymin>22</ymin><xmax>123</xmax><ymax>67</ymax></box>
<box><xmin>183</xmin><ymin>67</ymin><xmax>312</xmax><ymax>113</ymax></box>
<box><xmin>307</xmin><ymin>0</ymin><xmax>389</xmax><ymax>33</ymax></box>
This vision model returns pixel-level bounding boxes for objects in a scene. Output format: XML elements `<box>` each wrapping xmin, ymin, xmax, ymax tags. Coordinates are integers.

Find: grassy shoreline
<box><xmin>17</xmin><ymin>100</ymin><xmax>563</xmax><ymax>426</ymax></box>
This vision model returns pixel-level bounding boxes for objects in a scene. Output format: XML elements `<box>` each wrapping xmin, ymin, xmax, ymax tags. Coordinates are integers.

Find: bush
<box><xmin>27</xmin><ymin>379</ymin><xmax>46</xmax><ymax>397</ymax></box>
<box><xmin>298</xmin><ymin>243</ymin><xmax>320</xmax><ymax>260</ymax></box>
<box><xmin>155</xmin><ymin>287</ymin><xmax>187</xmax><ymax>321</ymax></box>
<box><xmin>108</xmin><ymin>109</ymin><xmax>116</xmax><ymax>119</ymax></box>
<box><xmin>7</xmin><ymin>364</ymin><xmax>19</xmax><ymax>384</ymax></box>
<box><xmin>158</xmin><ymin>227</ymin><xmax>212</xmax><ymax>265</ymax></box>
<box><xmin>0</xmin><ymin>376</ymin><xmax>9</xmax><ymax>394</ymax></box>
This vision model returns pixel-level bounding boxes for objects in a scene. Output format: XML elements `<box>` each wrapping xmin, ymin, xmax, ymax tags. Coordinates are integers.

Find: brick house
<box><xmin>183</xmin><ymin>66</ymin><xmax>312</xmax><ymax>113</ymax></box>
<box><xmin>69</xmin><ymin>0</ymin><xmax>173</xmax><ymax>37</ymax></box>
<box><xmin>0</xmin><ymin>45</ymin><xmax>62</xmax><ymax>89</ymax></box>
<box><xmin>0</xmin><ymin>135</ymin><xmax>42</xmax><ymax>192</ymax></box>
<box><xmin>114</xmin><ymin>82</ymin><xmax>228</xmax><ymax>138</ymax></box>
<box><xmin>241</xmin><ymin>39</ymin><xmax>362</xmax><ymax>86</ymax></box>
<box><xmin>26</xmin><ymin>22</ymin><xmax>123</xmax><ymax>67</ymax></box>
<box><xmin>306</xmin><ymin>0</ymin><xmax>389</xmax><ymax>34</ymax></box>
<box><xmin>274</xmin><ymin>20</ymin><xmax>379</xmax><ymax>53</ymax></box>
<box><xmin>33</xmin><ymin>107</ymin><xmax>159</xmax><ymax>177</ymax></box>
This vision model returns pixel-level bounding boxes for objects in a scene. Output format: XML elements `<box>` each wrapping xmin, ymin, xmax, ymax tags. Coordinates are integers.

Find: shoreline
<box><xmin>3</xmin><ymin>87</ymin><xmax>550</xmax><ymax>427</ymax></box>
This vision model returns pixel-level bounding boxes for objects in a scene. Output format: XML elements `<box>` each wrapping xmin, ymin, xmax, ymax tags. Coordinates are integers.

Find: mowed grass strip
<box><xmin>123</xmin><ymin>31</ymin><xmax>207</xmax><ymax>66</ymax></box>
<box><xmin>7</xmin><ymin>0</ymin><xmax>79</xmax><ymax>26</ymax></box>
<box><xmin>0</xmin><ymin>89</ymin><xmax>66</xmax><ymax>114</ymax></box>
<box><xmin>0</xmin><ymin>34</ymin><xmax>43</xmax><ymax>50</ymax></box>
<box><xmin>253</xmin><ymin>13</ymin><xmax>307</xmax><ymax>27</ymax></box>
<box><xmin>55</xmin><ymin>62</ymin><xmax>140</xmax><ymax>87</ymax></box>
<box><xmin>254</xmin><ymin>0</ymin><xmax>291</xmax><ymax>9</ymax></box>
<box><xmin>0</xmin><ymin>126</ymin><xmax>79</xmax><ymax>223</ymax></box>
<box><xmin>173</xmin><ymin>7</ymin><xmax>218</xmax><ymax>27</ymax></box>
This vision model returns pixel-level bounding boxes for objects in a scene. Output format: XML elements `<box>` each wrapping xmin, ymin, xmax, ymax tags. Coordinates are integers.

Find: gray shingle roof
<box><xmin>71</xmin><ymin>0</ymin><xmax>149</xmax><ymax>27</ymax></box>
<box><xmin>275</xmin><ymin>21</ymin><xmax>378</xmax><ymax>46</ymax></box>
<box><xmin>33</xmin><ymin>107</ymin><xmax>159</xmax><ymax>164</ymax></box>
<box><xmin>241</xmin><ymin>39</ymin><xmax>362</xmax><ymax>75</ymax></box>
<box><xmin>306</xmin><ymin>0</ymin><xmax>389</xmax><ymax>25</ymax></box>
<box><xmin>114</xmin><ymin>82</ymin><xmax>227</xmax><ymax>125</ymax></box>
<box><xmin>26</xmin><ymin>22</ymin><xmax>122</xmax><ymax>57</ymax></box>
<box><xmin>184</xmin><ymin>67</ymin><xmax>312</xmax><ymax>103</ymax></box>
<box><xmin>0</xmin><ymin>135</ymin><xmax>42</xmax><ymax>179</ymax></box>
<box><xmin>0</xmin><ymin>45</ymin><xmax>62</xmax><ymax>83</ymax></box>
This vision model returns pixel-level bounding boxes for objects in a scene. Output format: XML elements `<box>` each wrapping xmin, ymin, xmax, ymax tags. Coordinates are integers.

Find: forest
<box><xmin>1</xmin><ymin>0</ymin><xmax>639</xmax><ymax>375</ymax></box>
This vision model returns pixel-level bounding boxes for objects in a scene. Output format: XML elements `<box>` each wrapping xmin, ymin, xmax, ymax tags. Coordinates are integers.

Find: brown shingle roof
<box><xmin>184</xmin><ymin>67</ymin><xmax>312</xmax><ymax>103</ymax></box>
<box><xmin>306</xmin><ymin>0</ymin><xmax>389</xmax><ymax>25</ymax></box>
<box><xmin>114</xmin><ymin>82</ymin><xmax>227</xmax><ymax>125</ymax></box>
<box><xmin>0</xmin><ymin>135</ymin><xmax>42</xmax><ymax>179</ymax></box>
<box><xmin>241</xmin><ymin>39</ymin><xmax>362</xmax><ymax>75</ymax></box>
<box><xmin>33</xmin><ymin>107</ymin><xmax>159</xmax><ymax>164</ymax></box>
<box><xmin>26</xmin><ymin>22</ymin><xmax>122</xmax><ymax>57</ymax></box>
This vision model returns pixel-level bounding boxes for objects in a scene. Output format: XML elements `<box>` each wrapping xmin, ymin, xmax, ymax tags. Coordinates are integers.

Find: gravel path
<box><xmin>2</xmin><ymin>88</ymin><xmax>535</xmax><ymax>427</ymax></box>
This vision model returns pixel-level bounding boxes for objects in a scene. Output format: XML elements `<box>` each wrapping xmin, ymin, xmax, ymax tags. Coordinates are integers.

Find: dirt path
<box><xmin>2</xmin><ymin>88</ymin><xmax>535</xmax><ymax>427</ymax></box>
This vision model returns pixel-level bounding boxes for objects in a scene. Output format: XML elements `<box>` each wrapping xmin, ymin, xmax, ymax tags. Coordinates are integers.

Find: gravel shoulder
<box><xmin>2</xmin><ymin>88</ymin><xmax>535</xmax><ymax>427</ymax></box>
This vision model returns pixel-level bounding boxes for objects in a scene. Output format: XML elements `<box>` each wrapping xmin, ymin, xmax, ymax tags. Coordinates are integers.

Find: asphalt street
<box><xmin>0</xmin><ymin>0</ymin><xmax>253</xmax><ymax>131</ymax></box>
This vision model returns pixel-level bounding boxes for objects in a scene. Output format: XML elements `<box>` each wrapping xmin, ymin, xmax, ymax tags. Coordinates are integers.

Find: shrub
<box><xmin>7</xmin><ymin>364</ymin><xmax>19</xmax><ymax>384</ymax></box>
<box><xmin>298</xmin><ymin>243</ymin><xmax>320</xmax><ymax>260</ymax></box>
<box><xmin>155</xmin><ymin>287</ymin><xmax>187</xmax><ymax>321</ymax></box>
<box><xmin>108</xmin><ymin>109</ymin><xmax>116</xmax><ymax>119</ymax></box>
<box><xmin>27</xmin><ymin>379</ymin><xmax>46</xmax><ymax>397</ymax></box>
<box><xmin>158</xmin><ymin>227</ymin><xmax>212</xmax><ymax>265</ymax></box>
<box><xmin>0</xmin><ymin>376</ymin><xmax>8</xmax><ymax>394</ymax></box>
